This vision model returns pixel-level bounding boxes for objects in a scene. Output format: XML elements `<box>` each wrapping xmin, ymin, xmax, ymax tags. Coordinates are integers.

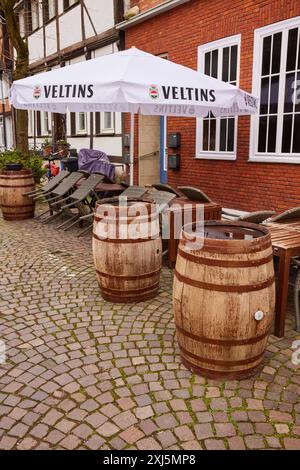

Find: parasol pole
<box><xmin>130</xmin><ymin>112</ymin><xmax>134</xmax><ymax>186</ymax></box>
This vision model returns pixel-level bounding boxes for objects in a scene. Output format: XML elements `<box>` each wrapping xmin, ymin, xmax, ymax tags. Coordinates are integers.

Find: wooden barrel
<box><xmin>173</xmin><ymin>220</ymin><xmax>275</xmax><ymax>380</ymax></box>
<box><xmin>93</xmin><ymin>200</ymin><xmax>162</xmax><ymax>303</ymax></box>
<box><xmin>0</xmin><ymin>169</ymin><xmax>35</xmax><ymax>221</ymax></box>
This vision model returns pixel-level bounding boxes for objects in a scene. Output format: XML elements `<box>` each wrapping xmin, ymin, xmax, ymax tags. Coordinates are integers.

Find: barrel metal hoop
<box><xmin>179</xmin><ymin>344</ymin><xmax>265</xmax><ymax>366</ymax></box>
<box><xmin>100</xmin><ymin>281</ymin><xmax>160</xmax><ymax>295</ymax></box>
<box><xmin>0</xmin><ymin>184</ymin><xmax>35</xmax><ymax>189</ymax></box>
<box><xmin>174</xmin><ymin>270</ymin><xmax>275</xmax><ymax>293</ymax></box>
<box><xmin>180</xmin><ymin>356</ymin><xmax>261</xmax><ymax>379</ymax></box>
<box><xmin>1</xmin><ymin>204</ymin><xmax>34</xmax><ymax>209</ymax></box>
<box><xmin>93</xmin><ymin>233</ymin><xmax>160</xmax><ymax>243</ymax></box>
<box><xmin>177</xmin><ymin>248</ymin><xmax>274</xmax><ymax>268</ymax></box>
<box><xmin>96</xmin><ymin>268</ymin><xmax>161</xmax><ymax>280</ymax></box>
<box><xmin>175</xmin><ymin>323</ymin><xmax>271</xmax><ymax>346</ymax></box>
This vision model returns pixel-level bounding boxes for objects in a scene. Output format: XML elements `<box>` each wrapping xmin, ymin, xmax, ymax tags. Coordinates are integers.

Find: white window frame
<box><xmin>28</xmin><ymin>110</ymin><xmax>34</xmax><ymax>136</ymax></box>
<box><xmin>196</xmin><ymin>34</ymin><xmax>241</xmax><ymax>161</ymax></box>
<box><xmin>31</xmin><ymin>0</ymin><xmax>40</xmax><ymax>32</ymax></box>
<box><xmin>100</xmin><ymin>112</ymin><xmax>115</xmax><ymax>135</ymax></box>
<box><xmin>41</xmin><ymin>111</ymin><xmax>51</xmax><ymax>136</ymax></box>
<box><xmin>76</xmin><ymin>112</ymin><xmax>87</xmax><ymax>134</ymax></box>
<box><xmin>250</xmin><ymin>16</ymin><xmax>300</xmax><ymax>164</ymax></box>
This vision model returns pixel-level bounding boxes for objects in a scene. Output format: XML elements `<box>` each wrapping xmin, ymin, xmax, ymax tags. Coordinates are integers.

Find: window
<box><xmin>196</xmin><ymin>35</ymin><xmax>240</xmax><ymax>160</ymax></box>
<box><xmin>18</xmin><ymin>8</ymin><xmax>26</xmax><ymax>36</ymax></box>
<box><xmin>31</xmin><ymin>0</ymin><xmax>39</xmax><ymax>31</ymax></box>
<box><xmin>76</xmin><ymin>112</ymin><xmax>87</xmax><ymax>134</ymax></box>
<box><xmin>63</xmin><ymin>0</ymin><xmax>79</xmax><ymax>11</ymax></box>
<box><xmin>43</xmin><ymin>0</ymin><xmax>56</xmax><ymax>23</ymax></box>
<box><xmin>250</xmin><ymin>17</ymin><xmax>300</xmax><ymax>163</ymax></box>
<box><xmin>95</xmin><ymin>112</ymin><xmax>115</xmax><ymax>135</ymax></box>
<box><xmin>41</xmin><ymin>112</ymin><xmax>51</xmax><ymax>135</ymax></box>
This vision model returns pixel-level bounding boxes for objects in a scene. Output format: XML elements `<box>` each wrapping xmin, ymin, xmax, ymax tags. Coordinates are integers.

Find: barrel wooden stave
<box><xmin>173</xmin><ymin>221</ymin><xmax>275</xmax><ymax>380</ymax></box>
<box><xmin>0</xmin><ymin>170</ymin><xmax>35</xmax><ymax>221</ymax></box>
<box><xmin>93</xmin><ymin>201</ymin><xmax>162</xmax><ymax>303</ymax></box>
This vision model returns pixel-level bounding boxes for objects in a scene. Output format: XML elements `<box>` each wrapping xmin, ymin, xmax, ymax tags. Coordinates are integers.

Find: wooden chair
<box><xmin>177</xmin><ymin>186</ymin><xmax>212</xmax><ymax>203</ymax></box>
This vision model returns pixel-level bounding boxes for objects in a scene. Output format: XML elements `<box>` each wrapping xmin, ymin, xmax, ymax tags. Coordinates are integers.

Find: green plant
<box><xmin>42</xmin><ymin>138</ymin><xmax>52</xmax><ymax>148</ymax></box>
<box><xmin>0</xmin><ymin>150</ymin><xmax>47</xmax><ymax>184</ymax></box>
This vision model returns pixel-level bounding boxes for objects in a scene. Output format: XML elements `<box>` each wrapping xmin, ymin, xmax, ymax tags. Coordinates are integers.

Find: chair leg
<box><xmin>294</xmin><ymin>271</ymin><xmax>300</xmax><ymax>333</ymax></box>
<box><xmin>41</xmin><ymin>211</ymin><xmax>62</xmax><ymax>224</ymax></box>
<box><xmin>57</xmin><ymin>215</ymin><xmax>78</xmax><ymax>230</ymax></box>
<box><xmin>63</xmin><ymin>217</ymin><xmax>80</xmax><ymax>232</ymax></box>
<box><xmin>77</xmin><ymin>224</ymin><xmax>93</xmax><ymax>237</ymax></box>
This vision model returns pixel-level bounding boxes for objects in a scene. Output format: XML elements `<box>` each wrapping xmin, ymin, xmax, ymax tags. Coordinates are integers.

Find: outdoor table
<box><xmin>164</xmin><ymin>198</ymin><xmax>222</xmax><ymax>266</ymax></box>
<box><xmin>265</xmin><ymin>220</ymin><xmax>300</xmax><ymax>337</ymax></box>
<box><xmin>76</xmin><ymin>177</ymin><xmax>125</xmax><ymax>196</ymax></box>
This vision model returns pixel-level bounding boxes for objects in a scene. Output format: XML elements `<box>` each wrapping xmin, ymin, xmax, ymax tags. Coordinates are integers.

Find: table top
<box><xmin>265</xmin><ymin>221</ymin><xmax>300</xmax><ymax>251</ymax></box>
<box><xmin>166</xmin><ymin>197</ymin><xmax>222</xmax><ymax>212</ymax></box>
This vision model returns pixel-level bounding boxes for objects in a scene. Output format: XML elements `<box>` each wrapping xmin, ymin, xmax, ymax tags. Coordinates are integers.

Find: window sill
<box><xmin>100</xmin><ymin>130</ymin><xmax>115</xmax><ymax>135</ymax></box>
<box><xmin>249</xmin><ymin>155</ymin><xmax>300</xmax><ymax>164</ymax></box>
<box><xmin>195</xmin><ymin>153</ymin><xmax>236</xmax><ymax>161</ymax></box>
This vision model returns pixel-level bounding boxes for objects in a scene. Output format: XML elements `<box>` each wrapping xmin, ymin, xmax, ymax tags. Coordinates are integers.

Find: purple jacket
<box><xmin>78</xmin><ymin>148</ymin><xmax>115</xmax><ymax>181</ymax></box>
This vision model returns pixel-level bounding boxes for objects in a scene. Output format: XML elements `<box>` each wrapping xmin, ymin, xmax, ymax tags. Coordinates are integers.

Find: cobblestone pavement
<box><xmin>0</xmin><ymin>214</ymin><xmax>300</xmax><ymax>451</ymax></box>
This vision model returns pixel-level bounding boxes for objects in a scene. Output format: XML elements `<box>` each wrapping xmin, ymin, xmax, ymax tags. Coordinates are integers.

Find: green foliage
<box><xmin>42</xmin><ymin>138</ymin><xmax>52</xmax><ymax>147</ymax></box>
<box><xmin>0</xmin><ymin>150</ymin><xmax>47</xmax><ymax>184</ymax></box>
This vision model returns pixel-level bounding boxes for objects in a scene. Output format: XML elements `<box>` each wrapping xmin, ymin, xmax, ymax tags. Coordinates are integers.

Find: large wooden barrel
<box><xmin>0</xmin><ymin>169</ymin><xmax>35</xmax><ymax>221</ymax></box>
<box><xmin>173</xmin><ymin>220</ymin><xmax>275</xmax><ymax>380</ymax></box>
<box><xmin>93</xmin><ymin>200</ymin><xmax>162</xmax><ymax>303</ymax></box>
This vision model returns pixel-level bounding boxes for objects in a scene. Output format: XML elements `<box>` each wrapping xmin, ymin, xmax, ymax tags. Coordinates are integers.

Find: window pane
<box><xmin>104</xmin><ymin>112</ymin><xmax>112</xmax><ymax>129</ymax></box>
<box><xmin>202</xmin><ymin>119</ymin><xmax>209</xmax><ymax>150</ymax></box>
<box><xmin>204</xmin><ymin>52</ymin><xmax>210</xmax><ymax>76</ymax></box>
<box><xmin>222</xmin><ymin>47</ymin><xmax>229</xmax><ymax>82</ymax></box>
<box><xmin>220</xmin><ymin>119</ymin><xmax>227</xmax><ymax>151</ymax></box>
<box><xmin>295</xmin><ymin>71</ymin><xmax>300</xmax><ymax>112</ymax></box>
<box><xmin>293</xmin><ymin>114</ymin><xmax>300</xmax><ymax>153</ymax></box>
<box><xmin>262</xmin><ymin>35</ymin><xmax>271</xmax><ymax>76</ymax></box>
<box><xmin>230</xmin><ymin>45</ymin><xmax>238</xmax><ymax>82</ymax></box>
<box><xmin>267</xmin><ymin>116</ymin><xmax>277</xmax><ymax>152</ymax></box>
<box><xmin>258</xmin><ymin>116</ymin><xmax>267</xmax><ymax>152</ymax></box>
<box><xmin>227</xmin><ymin>118</ymin><xmax>235</xmax><ymax>152</ymax></box>
<box><xmin>209</xmin><ymin>119</ymin><xmax>216</xmax><ymax>150</ymax></box>
<box><xmin>281</xmin><ymin>114</ymin><xmax>292</xmax><ymax>153</ymax></box>
<box><xmin>286</xmin><ymin>28</ymin><xmax>298</xmax><ymax>72</ymax></box>
<box><xmin>271</xmin><ymin>33</ymin><xmax>282</xmax><ymax>74</ymax></box>
<box><xmin>211</xmin><ymin>50</ymin><xmax>218</xmax><ymax>78</ymax></box>
<box><xmin>269</xmin><ymin>75</ymin><xmax>279</xmax><ymax>114</ymax></box>
<box><xmin>284</xmin><ymin>72</ymin><xmax>295</xmax><ymax>113</ymax></box>
<box><xmin>260</xmin><ymin>77</ymin><xmax>269</xmax><ymax>114</ymax></box>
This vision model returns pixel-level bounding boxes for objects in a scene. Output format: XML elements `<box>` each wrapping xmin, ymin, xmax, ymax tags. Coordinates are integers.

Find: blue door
<box><xmin>160</xmin><ymin>117</ymin><xmax>167</xmax><ymax>183</ymax></box>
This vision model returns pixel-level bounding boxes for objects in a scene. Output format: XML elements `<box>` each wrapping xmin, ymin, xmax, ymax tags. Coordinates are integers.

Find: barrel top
<box><xmin>181</xmin><ymin>220</ymin><xmax>271</xmax><ymax>253</ymax></box>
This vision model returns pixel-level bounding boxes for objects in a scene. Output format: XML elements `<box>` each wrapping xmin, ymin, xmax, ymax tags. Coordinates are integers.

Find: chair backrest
<box><xmin>269</xmin><ymin>206</ymin><xmax>300</xmax><ymax>223</ymax></box>
<box><xmin>121</xmin><ymin>185</ymin><xmax>148</xmax><ymax>199</ymax></box>
<box><xmin>178</xmin><ymin>186</ymin><xmax>212</xmax><ymax>202</ymax></box>
<box><xmin>42</xmin><ymin>170</ymin><xmax>70</xmax><ymax>192</ymax></box>
<box><xmin>150</xmin><ymin>191</ymin><xmax>177</xmax><ymax>211</ymax></box>
<box><xmin>69</xmin><ymin>174</ymin><xmax>104</xmax><ymax>201</ymax></box>
<box><xmin>152</xmin><ymin>183</ymin><xmax>181</xmax><ymax>197</ymax></box>
<box><xmin>51</xmin><ymin>172</ymin><xmax>85</xmax><ymax>197</ymax></box>
<box><xmin>238</xmin><ymin>210</ymin><xmax>276</xmax><ymax>224</ymax></box>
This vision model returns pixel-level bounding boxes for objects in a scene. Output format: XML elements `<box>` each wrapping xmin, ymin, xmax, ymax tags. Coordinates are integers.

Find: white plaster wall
<box><xmin>28</xmin><ymin>30</ymin><xmax>45</xmax><ymax>64</ymax></box>
<box><xmin>84</xmin><ymin>0</ymin><xmax>114</xmax><ymax>39</ymax></box>
<box><xmin>59</xmin><ymin>5</ymin><xmax>82</xmax><ymax>50</ymax></box>
<box><xmin>45</xmin><ymin>20</ymin><xmax>58</xmax><ymax>56</ymax></box>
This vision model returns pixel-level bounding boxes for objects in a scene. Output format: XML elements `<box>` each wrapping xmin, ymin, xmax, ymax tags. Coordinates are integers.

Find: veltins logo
<box><xmin>149</xmin><ymin>84</ymin><xmax>159</xmax><ymax>100</ymax></box>
<box><xmin>33</xmin><ymin>85</ymin><xmax>41</xmax><ymax>99</ymax></box>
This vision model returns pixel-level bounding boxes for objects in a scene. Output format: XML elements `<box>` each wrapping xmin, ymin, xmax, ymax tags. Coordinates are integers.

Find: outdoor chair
<box><xmin>44</xmin><ymin>173</ymin><xmax>105</xmax><ymax>228</ymax></box>
<box><xmin>177</xmin><ymin>186</ymin><xmax>212</xmax><ymax>203</ymax></box>
<box><xmin>237</xmin><ymin>210</ymin><xmax>276</xmax><ymax>224</ymax></box>
<box><xmin>269</xmin><ymin>206</ymin><xmax>300</xmax><ymax>223</ymax></box>
<box><xmin>37</xmin><ymin>171</ymin><xmax>86</xmax><ymax>223</ymax></box>
<box><xmin>152</xmin><ymin>183</ymin><xmax>181</xmax><ymax>197</ymax></box>
<box><xmin>24</xmin><ymin>170</ymin><xmax>70</xmax><ymax>199</ymax></box>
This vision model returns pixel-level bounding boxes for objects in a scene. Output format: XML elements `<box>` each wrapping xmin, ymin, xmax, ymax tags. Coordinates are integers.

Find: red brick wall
<box><xmin>125</xmin><ymin>0</ymin><xmax>300</xmax><ymax>212</ymax></box>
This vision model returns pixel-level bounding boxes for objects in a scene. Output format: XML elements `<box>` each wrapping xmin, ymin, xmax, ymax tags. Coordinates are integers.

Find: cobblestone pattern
<box><xmin>0</xmin><ymin>214</ymin><xmax>300</xmax><ymax>450</ymax></box>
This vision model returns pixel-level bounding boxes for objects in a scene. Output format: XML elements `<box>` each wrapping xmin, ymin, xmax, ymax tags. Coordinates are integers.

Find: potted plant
<box><xmin>0</xmin><ymin>150</ymin><xmax>47</xmax><ymax>184</ymax></box>
<box><xmin>42</xmin><ymin>138</ymin><xmax>53</xmax><ymax>157</ymax></box>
